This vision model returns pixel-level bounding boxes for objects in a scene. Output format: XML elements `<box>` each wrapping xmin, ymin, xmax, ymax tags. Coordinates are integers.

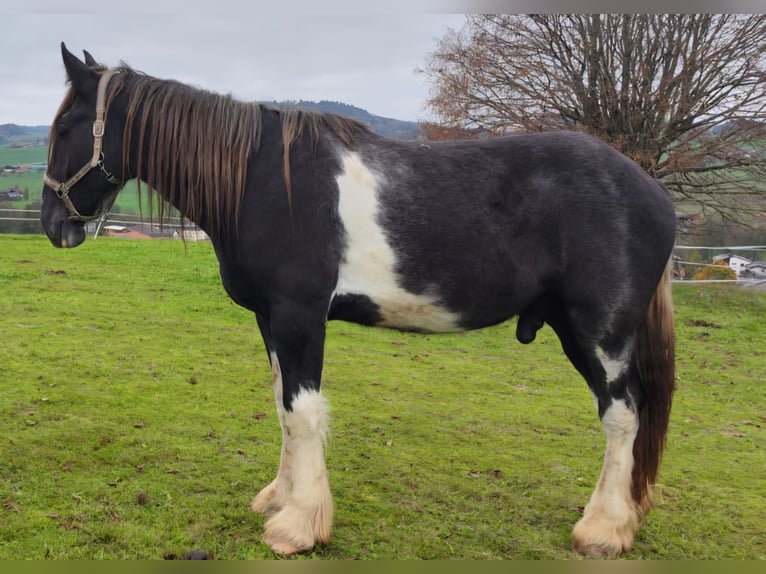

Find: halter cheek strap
<box><xmin>44</xmin><ymin>69</ymin><xmax>123</xmax><ymax>222</ymax></box>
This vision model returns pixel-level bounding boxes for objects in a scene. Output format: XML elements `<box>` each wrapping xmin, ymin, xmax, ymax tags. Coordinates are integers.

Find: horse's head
<box><xmin>41</xmin><ymin>43</ymin><xmax>126</xmax><ymax>248</ymax></box>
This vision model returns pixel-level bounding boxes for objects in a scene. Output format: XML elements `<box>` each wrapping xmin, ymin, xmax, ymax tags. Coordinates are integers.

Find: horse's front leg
<box><xmin>250</xmin><ymin>304</ymin><xmax>333</xmax><ymax>555</ymax></box>
<box><xmin>249</xmin><ymin>348</ymin><xmax>290</xmax><ymax>517</ymax></box>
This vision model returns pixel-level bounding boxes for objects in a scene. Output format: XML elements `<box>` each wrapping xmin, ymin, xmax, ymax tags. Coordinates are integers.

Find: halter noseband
<box><xmin>44</xmin><ymin>69</ymin><xmax>124</xmax><ymax>222</ymax></box>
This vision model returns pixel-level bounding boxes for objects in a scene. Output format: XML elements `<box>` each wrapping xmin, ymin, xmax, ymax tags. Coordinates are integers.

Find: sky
<box><xmin>5</xmin><ymin>1</ymin><xmax>753</xmax><ymax>127</ymax></box>
<box><xmin>0</xmin><ymin>7</ymin><xmax>467</xmax><ymax>126</ymax></box>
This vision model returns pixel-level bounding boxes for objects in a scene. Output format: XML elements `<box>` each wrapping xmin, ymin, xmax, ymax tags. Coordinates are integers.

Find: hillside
<box><xmin>264</xmin><ymin>100</ymin><xmax>425</xmax><ymax>140</ymax></box>
<box><xmin>0</xmin><ymin>124</ymin><xmax>48</xmax><ymax>147</ymax></box>
<box><xmin>0</xmin><ymin>101</ymin><xmax>424</xmax><ymax>146</ymax></box>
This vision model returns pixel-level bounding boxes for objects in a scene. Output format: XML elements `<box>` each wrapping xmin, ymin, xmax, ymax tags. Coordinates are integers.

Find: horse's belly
<box><xmin>333</xmin><ymin>261</ymin><xmax>463</xmax><ymax>332</ymax></box>
<box><xmin>371</xmin><ymin>290</ymin><xmax>462</xmax><ymax>333</ymax></box>
<box><xmin>376</xmin><ymin>297</ymin><xmax>462</xmax><ymax>333</ymax></box>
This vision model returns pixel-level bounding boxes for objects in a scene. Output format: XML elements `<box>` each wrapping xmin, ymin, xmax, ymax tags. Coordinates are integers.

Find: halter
<box><xmin>44</xmin><ymin>70</ymin><xmax>124</xmax><ymax>222</ymax></box>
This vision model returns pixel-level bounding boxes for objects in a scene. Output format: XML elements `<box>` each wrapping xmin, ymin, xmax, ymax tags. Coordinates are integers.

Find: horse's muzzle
<box><xmin>40</xmin><ymin>188</ymin><xmax>87</xmax><ymax>248</ymax></box>
<box><xmin>43</xmin><ymin>217</ymin><xmax>87</xmax><ymax>248</ymax></box>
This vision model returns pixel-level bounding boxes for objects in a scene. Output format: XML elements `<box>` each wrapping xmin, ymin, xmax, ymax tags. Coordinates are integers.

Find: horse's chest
<box><xmin>332</xmin><ymin>152</ymin><xmax>461</xmax><ymax>333</ymax></box>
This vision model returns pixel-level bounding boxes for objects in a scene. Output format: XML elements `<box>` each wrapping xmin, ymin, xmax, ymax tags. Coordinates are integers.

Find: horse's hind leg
<box><xmin>547</xmin><ymin>307</ymin><xmax>650</xmax><ymax>558</ymax></box>
<box><xmin>573</xmin><ymin>384</ymin><xmax>642</xmax><ymax>558</ymax></box>
<box><xmin>250</xmin><ymin>306</ymin><xmax>333</xmax><ymax>555</ymax></box>
<box><xmin>568</xmin><ymin>267</ymin><xmax>674</xmax><ymax>558</ymax></box>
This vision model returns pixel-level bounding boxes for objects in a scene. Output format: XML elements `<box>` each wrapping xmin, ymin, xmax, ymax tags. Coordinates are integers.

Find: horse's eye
<box><xmin>57</xmin><ymin>116</ymin><xmax>70</xmax><ymax>136</ymax></box>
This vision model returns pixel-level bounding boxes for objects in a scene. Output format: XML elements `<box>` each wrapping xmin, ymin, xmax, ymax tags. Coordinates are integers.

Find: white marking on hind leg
<box><xmin>262</xmin><ymin>388</ymin><xmax>333</xmax><ymax>554</ymax></box>
<box><xmin>334</xmin><ymin>152</ymin><xmax>461</xmax><ymax>333</ymax></box>
<box><xmin>595</xmin><ymin>344</ymin><xmax>631</xmax><ymax>385</ymax></box>
<box><xmin>573</xmin><ymin>399</ymin><xmax>641</xmax><ymax>558</ymax></box>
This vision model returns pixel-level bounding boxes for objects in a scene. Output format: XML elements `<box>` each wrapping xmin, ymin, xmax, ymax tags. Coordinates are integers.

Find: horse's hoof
<box><xmin>262</xmin><ymin>523</ymin><xmax>314</xmax><ymax>556</ymax></box>
<box><xmin>261</xmin><ymin>504</ymin><xmax>331</xmax><ymax>556</ymax></box>
<box><xmin>572</xmin><ymin>514</ymin><xmax>635</xmax><ymax>558</ymax></box>
<box><xmin>264</xmin><ymin>537</ymin><xmax>305</xmax><ymax>556</ymax></box>
<box><xmin>572</xmin><ymin>538</ymin><xmax>625</xmax><ymax>559</ymax></box>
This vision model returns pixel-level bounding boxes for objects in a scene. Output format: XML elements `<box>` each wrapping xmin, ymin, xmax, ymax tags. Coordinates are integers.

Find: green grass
<box><xmin>0</xmin><ymin>171</ymin><xmax>44</xmax><ymax>195</ymax></box>
<box><xmin>0</xmin><ymin>146</ymin><xmax>151</xmax><ymax>216</ymax></box>
<box><xmin>0</xmin><ymin>235</ymin><xmax>764</xmax><ymax>559</ymax></box>
<box><xmin>0</xmin><ymin>144</ymin><xmax>47</xmax><ymax>167</ymax></box>
<box><xmin>0</xmin><ymin>171</ymin><xmax>149</xmax><ymax>218</ymax></box>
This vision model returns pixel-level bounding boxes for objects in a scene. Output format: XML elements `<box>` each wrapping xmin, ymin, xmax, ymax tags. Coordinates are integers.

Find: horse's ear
<box><xmin>83</xmin><ymin>49</ymin><xmax>98</xmax><ymax>68</ymax></box>
<box><xmin>61</xmin><ymin>42</ymin><xmax>96</xmax><ymax>90</ymax></box>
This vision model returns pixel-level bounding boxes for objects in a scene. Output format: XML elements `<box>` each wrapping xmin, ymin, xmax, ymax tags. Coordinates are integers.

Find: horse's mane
<box><xmin>99</xmin><ymin>65</ymin><xmax>370</xmax><ymax>238</ymax></box>
<box><xmin>48</xmin><ymin>87</ymin><xmax>77</xmax><ymax>165</ymax></box>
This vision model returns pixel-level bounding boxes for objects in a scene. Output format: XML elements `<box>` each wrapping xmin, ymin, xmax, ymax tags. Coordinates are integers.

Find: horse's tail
<box><xmin>631</xmin><ymin>258</ymin><xmax>675</xmax><ymax>511</ymax></box>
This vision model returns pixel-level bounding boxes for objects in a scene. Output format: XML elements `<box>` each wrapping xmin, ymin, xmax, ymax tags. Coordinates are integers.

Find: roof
<box><xmin>713</xmin><ymin>253</ymin><xmax>752</xmax><ymax>263</ymax></box>
<box><xmin>104</xmin><ymin>227</ymin><xmax>151</xmax><ymax>240</ymax></box>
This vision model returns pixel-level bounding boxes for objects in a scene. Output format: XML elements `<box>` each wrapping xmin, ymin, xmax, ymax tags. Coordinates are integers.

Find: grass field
<box><xmin>0</xmin><ymin>235</ymin><xmax>764</xmax><ymax>560</ymax></box>
<box><xmin>0</xmin><ymin>144</ymin><xmax>47</xmax><ymax>167</ymax></box>
<box><xmin>0</xmin><ymin>143</ymin><xmax>45</xmax><ymax>194</ymax></box>
<box><xmin>0</xmin><ymin>145</ymin><xmax>146</xmax><ymax>216</ymax></box>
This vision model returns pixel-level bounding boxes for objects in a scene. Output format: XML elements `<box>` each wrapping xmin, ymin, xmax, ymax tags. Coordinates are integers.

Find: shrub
<box><xmin>692</xmin><ymin>260</ymin><xmax>737</xmax><ymax>280</ymax></box>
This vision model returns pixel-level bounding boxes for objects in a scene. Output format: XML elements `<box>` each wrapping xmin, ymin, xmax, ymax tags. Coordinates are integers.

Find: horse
<box><xmin>40</xmin><ymin>44</ymin><xmax>676</xmax><ymax>558</ymax></box>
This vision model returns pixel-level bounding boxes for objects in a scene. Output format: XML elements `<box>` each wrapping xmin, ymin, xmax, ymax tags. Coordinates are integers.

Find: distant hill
<box><xmin>2</xmin><ymin>101</ymin><xmax>424</xmax><ymax>145</ymax></box>
<box><xmin>264</xmin><ymin>100</ymin><xmax>425</xmax><ymax>141</ymax></box>
<box><xmin>0</xmin><ymin>124</ymin><xmax>49</xmax><ymax>147</ymax></box>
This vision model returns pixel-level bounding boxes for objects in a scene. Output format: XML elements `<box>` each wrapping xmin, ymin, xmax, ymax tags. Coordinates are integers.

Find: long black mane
<box><xmin>97</xmin><ymin>65</ymin><xmax>371</xmax><ymax>234</ymax></box>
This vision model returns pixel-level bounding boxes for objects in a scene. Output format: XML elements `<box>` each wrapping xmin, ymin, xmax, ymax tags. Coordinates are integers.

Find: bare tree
<box><xmin>419</xmin><ymin>121</ymin><xmax>486</xmax><ymax>141</ymax></box>
<box><xmin>423</xmin><ymin>14</ymin><xmax>766</xmax><ymax>222</ymax></box>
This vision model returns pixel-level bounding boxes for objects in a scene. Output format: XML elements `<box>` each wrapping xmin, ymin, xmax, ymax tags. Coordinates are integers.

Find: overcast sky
<box><xmin>0</xmin><ymin>8</ymin><xmax>467</xmax><ymax>126</ymax></box>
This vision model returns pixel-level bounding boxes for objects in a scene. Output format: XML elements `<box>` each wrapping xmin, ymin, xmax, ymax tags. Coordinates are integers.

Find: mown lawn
<box><xmin>0</xmin><ymin>235</ymin><xmax>763</xmax><ymax>559</ymax></box>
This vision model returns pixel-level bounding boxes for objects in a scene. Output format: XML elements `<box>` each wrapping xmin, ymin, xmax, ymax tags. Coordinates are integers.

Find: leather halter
<box><xmin>44</xmin><ymin>70</ymin><xmax>124</xmax><ymax>222</ymax></box>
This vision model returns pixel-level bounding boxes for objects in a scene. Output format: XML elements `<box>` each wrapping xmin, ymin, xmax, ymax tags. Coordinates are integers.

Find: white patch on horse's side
<box><xmin>595</xmin><ymin>345</ymin><xmax>631</xmax><ymax>385</ymax></box>
<box><xmin>262</xmin><ymin>388</ymin><xmax>334</xmax><ymax>553</ymax></box>
<box><xmin>572</xmin><ymin>399</ymin><xmax>640</xmax><ymax>556</ymax></box>
<box><xmin>334</xmin><ymin>151</ymin><xmax>461</xmax><ymax>333</ymax></box>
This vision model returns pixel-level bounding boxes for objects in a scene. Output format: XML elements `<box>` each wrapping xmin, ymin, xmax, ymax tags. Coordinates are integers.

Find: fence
<box><xmin>0</xmin><ymin>207</ymin><xmax>195</xmax><ymax>239</ymax></box>
<box><xmin>672</xmin><ymin>244</ymin><xmax>766</xmax><ymax>288</ymax></box>
<box><xmin>2</xmin><ymin>207</ymin><xmax>765</xmax><ymax>287</ymax></box>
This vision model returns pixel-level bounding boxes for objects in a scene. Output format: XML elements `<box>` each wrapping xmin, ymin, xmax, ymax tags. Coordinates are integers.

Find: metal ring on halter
<box><xmin>97</xmin><ymin>152</ymin><xmax>124</xmax><ymax>187</ymax></box>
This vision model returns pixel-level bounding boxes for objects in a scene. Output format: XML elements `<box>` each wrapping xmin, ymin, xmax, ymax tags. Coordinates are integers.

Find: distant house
<box><xmin>173</xmin><ymin>228</ymin><xmax>209</xmax><ymax>241</ymax></box>
<box><xmin>712</xmin><ymin>253</ymin><xmax>752</xmax><ymax>277</ymax></box>
<box><xmin>102</xmin><ymin>225</ymin><xmax>151</xmax><ymax>240</ymax></box>
<box><xmin>94</xmin><ymin>223</ymin><xmax>177</xmax><ymax>239</ymax></box>
<box><xmin>0</xmin><ymin>187</ymin><xmax>24</xmax><ymax>200</ymax></box>
<box><xmin>744</xmin><ymin>261</ymin><xmax>766</xmax><ymax>279</ymax></box>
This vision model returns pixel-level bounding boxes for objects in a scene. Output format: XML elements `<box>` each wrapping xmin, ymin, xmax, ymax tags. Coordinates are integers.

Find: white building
<box><xmin>173</xmin><ymin>228</ymin><xmax>209</xmax><ymax>241</ymax></box>
<box><xmin>712</xmin><ymin>253</ymin><xmax>752</xmax><ymax>278</ymax></box>
<box><xmin>744</xmin><ymin>261</ymin><xmax>766</xmax><ymax>279</ymax></box>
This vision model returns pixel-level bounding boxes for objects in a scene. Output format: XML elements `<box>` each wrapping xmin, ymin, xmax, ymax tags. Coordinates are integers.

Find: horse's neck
<box><xmin>121</xmin><ymin>101</ymin><xmax>198</xmax><ymax>228</ymax></box>
<box><xmin>122</xmin><ymin>79</ymin><xmax>264</xmax><ymax>237</ymax></box>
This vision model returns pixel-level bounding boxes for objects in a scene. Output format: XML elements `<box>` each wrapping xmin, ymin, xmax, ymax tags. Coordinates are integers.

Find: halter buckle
<box><xmin>93</xmin><ymin>119</ymin><xmax>105</xmax><ymax>137</ymax></box>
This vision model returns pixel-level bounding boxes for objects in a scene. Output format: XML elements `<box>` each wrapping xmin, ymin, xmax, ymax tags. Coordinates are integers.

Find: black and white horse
<box><xmin>40</xmin><ymin>44</ymin><xmax>676</xmax><ymax>558</ymax></box>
